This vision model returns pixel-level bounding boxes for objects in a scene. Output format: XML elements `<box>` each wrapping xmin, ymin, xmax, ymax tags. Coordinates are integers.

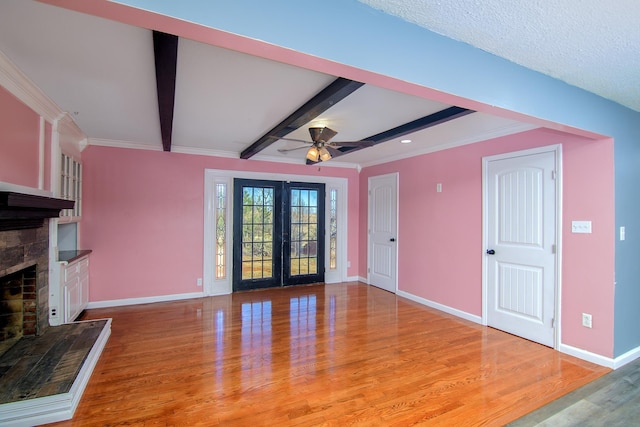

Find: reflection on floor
<box><xmin>47</xmin><ymin>283</ymin><xmax>611</xmax><ymax>425</ymax></box>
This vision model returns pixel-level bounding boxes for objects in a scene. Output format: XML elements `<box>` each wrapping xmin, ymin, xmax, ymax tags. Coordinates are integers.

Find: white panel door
<box><xmin>368</xmin><ymin>173</ymin><xmax>398</xmax><ymax>293</ymax></box>
<box><xmin>485</xmin><ymin>149</ymin><xmax>557</xmax><ymax>347</ymax></box>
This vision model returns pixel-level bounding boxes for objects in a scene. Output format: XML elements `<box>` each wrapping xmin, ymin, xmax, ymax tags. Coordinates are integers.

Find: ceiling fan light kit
<box><xmin>276</xmin><ymin>126</ymin><xmax>374</xmax><ymax>163</ymax></box>
<box><xmin>306</xmin><ymin>145</ymin><xmax>320</xmax><ymax>161</ymax></box>
<box><xmin>319</xmin><ymin>146</ymin><xmax>332</xmax><ymax>161</ymax></box>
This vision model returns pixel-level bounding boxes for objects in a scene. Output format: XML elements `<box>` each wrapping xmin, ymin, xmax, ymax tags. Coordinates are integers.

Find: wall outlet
<box><xmin>620</xmin><ymin>226</ymin><xmax>626</xmax><ymax>241</ymax></box>
<box><xmin>582</xmin><ymin>313</ymin><xmax>593</xmax><ymax>328</ymax></box>
<box><xmin>347</xmin><ymin>261</ymin><xmax>351</xmax><ymax>268</ymax></box>
<box><xmin>197</xmin><ymin>278</ymin><xmax>203</xmax><ymax>287</ymax></box>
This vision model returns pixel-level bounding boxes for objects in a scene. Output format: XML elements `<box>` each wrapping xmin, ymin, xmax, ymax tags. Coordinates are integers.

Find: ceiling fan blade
<box><xmin>269</xmin><ymin>136</ymin><xmax>312</xmax><ymax>144</ymax></box>
<box><xmin>330</xmin><ymin>140</ymin><xmax>374</xmax><ymax>148</ymax></box>
<box><xmin>309</xmin><ymin>126</ymin><xmax>338</xmax><ymax>143</ymax></box>
<box><xmin>278</xmin><ymin>145</ymin><xmax>312</xmax><ymax>153</ymax></box>
<box><xmin>319</xmin><ymin>127</ymin><xmax>338</xmax><ymax>143</ymax></box>
<box><xmin>325</xmin><ymin>145</ymin><xmax>342</xmax><ymax>158</ymax></box>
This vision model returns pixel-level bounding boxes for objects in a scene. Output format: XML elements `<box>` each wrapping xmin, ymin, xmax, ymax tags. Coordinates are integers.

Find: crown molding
<box><xmin>172</xmin><ymin>145</ymin><xmax>238</xmax><ymax>159</ymax></box>
<box><xmin>0</xmin><ymin>49</ymin><xmax>62</xmax><ymax>123</ymax></box>
<box><xmin>88</xmin><ymin>138</ymin><xmax>164</xmax><ymax>152</ymax></box>
<box><xmin>88</xmin><ymin>138</ymin><xmax>360</xmax><ymax>169</ymax></box>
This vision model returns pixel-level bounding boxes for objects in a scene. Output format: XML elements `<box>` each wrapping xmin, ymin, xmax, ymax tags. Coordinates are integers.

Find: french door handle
<box><xmin>486</xmin><ymin>249</ymin><xmax>495</xmax><ymax>255</ymax></box>
<box><xmin>390</xmin><ymin>238</ymin><xmax>396</xmax><ymax>242</ymax></box>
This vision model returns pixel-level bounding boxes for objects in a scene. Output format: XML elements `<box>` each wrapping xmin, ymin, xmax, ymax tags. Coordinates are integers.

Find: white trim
<box><xmin>611</xmin><ymin>346</ymin><xmax>640</xmax><ymax>369</ymax></box>
<box><xmin>558</xmin><ymin>343</ymin><xmax>617</xmax><ymax>368</ymax></box>
<box><xmin>351</xmin><ymin>276</ymin><xmax>366</xmax><ymax>283</ymax></box>
<box><xmin>481</xmin><ymin>144</ymin><xmax>563</xmax><ymax>348</ymax></box>
<box><xmin>86</xmin><ymin>292</ymin><xmax>204</xmax><ymax>309</ymax></box>
<box><xmin>38</xmin><ymin>117</ymin><xmax>45</xmax><ymax>190</ymax></box>
<box><xmin>203</xmin><ymin>174</ymin><xmax>233</xmax><ymax>296</ymax></box>
<box><xmin>324</xmin><ymin>185</ymin><xmax>347</xmax><ymax>284</ymax></box>
<box><xmin>203</xmin><ymin>169</ymin><xmax>349</xmax><ymax>294</ymax></box>
<box><xmin>367</xmin><ymin>172</ymin><xmax>399</xmax><ymax>293</ymax></box>
<box><xmin>88</xmin><ymin>138</ymin><xmax>163</xmax><ymax>152</ymax></box>
<box><xmin>398</xmin><ymin>288</ymin><xmax>635</xmax><ymax>369</ymax></box>
<box><xmin>0</xmin><ymin>49</ymin><xmax>61</xmax><ymax>123</ymax></box>
<box><xmin>359</xmin><ymin>123</ymin><xmax>538</xmax><ymax>168</ymax></box>
<box><xmin>0</xmin><ymin>181</ymin><xmax>52</xmax><ymax>197</ymax></box>
<box><xmin>0</xmin><ymin>319</ymin><xmax>111</xmax><ymax>427</ymax></box>
<box><xmin>87</xmin><ymin>138</ymin><xmax>362</xmax><ymax>169</ymax></box>
<box><xmin>397</xmin><ymin>289</ymin><xmax>483</xmax><ymax>324</ymax></box>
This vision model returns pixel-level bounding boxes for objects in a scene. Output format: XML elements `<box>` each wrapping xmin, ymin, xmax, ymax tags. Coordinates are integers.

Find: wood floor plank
<box><xmin>44</xmin><ymin>283</ymin><xmax>609</xmax><ymax>426</ymax></box>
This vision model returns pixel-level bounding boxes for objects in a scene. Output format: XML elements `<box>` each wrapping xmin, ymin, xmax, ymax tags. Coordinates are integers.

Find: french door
<box><xmin>232</xmin><ymin>179</ymin><xmax>325</xmax><ymax>291</ymax></box>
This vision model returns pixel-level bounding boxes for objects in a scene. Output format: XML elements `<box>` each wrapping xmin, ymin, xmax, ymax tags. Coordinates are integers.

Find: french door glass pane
<box><xmin>241</xmin><ymin>186</ymin><xmax>274</xmax><ymax>280</ymax></box>
<box><xmin>290</xmin><ymin>188</ymin><xmax>319</xmax><ymax>277</ymax></box>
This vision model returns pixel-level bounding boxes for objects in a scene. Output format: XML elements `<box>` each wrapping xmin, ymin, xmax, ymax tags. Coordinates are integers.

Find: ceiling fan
<box><xmin>276</xmin><ymin>127</ymin><xmax>373</xmax><ymax>162</ymax></box>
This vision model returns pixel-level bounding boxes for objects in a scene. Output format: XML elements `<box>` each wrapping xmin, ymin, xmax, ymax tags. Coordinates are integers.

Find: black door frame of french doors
<box><xmin>232</xmin><ymin>178</ymin><xmax>325</xmax><ymax>292</ymax></box>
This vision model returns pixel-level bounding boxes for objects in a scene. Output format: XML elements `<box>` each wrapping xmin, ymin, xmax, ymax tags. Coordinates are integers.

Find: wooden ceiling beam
<box><xmin>240</xmin><ymin>78</ymin><xmax>364</xmax><ymax>159</ymax></box>
<box><xmin>307</xmin><ymin>106</ymin><xmax>474</xmax><ymax>164</ymax></box>
<box><xmin>153</xmin><ymin>31</ymin><xmax>179</xmax><ymax>152</ymax></box>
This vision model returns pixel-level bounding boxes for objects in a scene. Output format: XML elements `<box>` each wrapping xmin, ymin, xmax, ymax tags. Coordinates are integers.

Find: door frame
<box><xmin>481</xmin><ymin>144</ymin><xmax>563</xmax><ymax>348</ymax></box>
<box><xmin>203</xmin><ymin>169</ymin><xmax>348</xmax><ymax>296</ymax></box>
<box><xmin>367</xmin><ymin>172</ymin><xmax>399</xmax><ymax>293</ymax></box>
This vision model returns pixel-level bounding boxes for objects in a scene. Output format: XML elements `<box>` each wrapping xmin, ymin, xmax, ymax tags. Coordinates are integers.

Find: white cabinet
<box><xmin>62</xmin><ymin>256</ymin><xmax>89</xmax><ymax>322</ymax></box>
<box><xmin>49</xmin><ymin>252</ymin><xmax>90</xmax><ymax>325</ymax></box>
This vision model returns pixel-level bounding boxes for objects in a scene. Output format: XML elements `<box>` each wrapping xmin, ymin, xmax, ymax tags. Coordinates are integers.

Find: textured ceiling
<box><xmin>359</xmin><ymin>0</ymin><xmax>640</xmax><ymax>112</ymax></box>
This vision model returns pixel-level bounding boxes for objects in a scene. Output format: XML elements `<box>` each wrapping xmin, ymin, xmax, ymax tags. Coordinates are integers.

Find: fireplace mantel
<box><xmin>0</xmin><ymin>192</ymin><xmax>74</xmax><ymax>231</ymax></box>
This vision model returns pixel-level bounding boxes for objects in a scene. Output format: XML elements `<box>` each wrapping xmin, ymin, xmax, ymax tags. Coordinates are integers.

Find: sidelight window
<box><xmin>215</xmin><ymin>183</ymin><xmax>227</xmax><ymax>280</ymax></box>
<box><xmin>329</xmin><ymin>189</ymin><xmax>338</xmax><ymax>270</ymax></box>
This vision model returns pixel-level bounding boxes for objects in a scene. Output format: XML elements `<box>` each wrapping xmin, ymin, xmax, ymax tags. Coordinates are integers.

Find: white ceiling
<box><xmin>5</xmin><ymin>0</ymin><xmax>602</xmax><ymax>167</ymax></box>
<box><xmin>359</xmin><ymin>0</ymin><xmax>640</xmax><ymax>113</ymax></box>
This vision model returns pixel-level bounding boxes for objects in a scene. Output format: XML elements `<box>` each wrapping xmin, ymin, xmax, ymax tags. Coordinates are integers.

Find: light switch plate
<box><xmin>571</xmin><ymin>221</ymin><xmax>592</xmax><ymax>233</ymax></box>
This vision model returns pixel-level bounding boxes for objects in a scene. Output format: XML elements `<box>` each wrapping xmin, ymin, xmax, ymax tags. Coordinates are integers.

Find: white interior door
<box><xmin>484</xmin><ymin>148</ymin><xmax>558</xmax><ymax>347</ymax></box>
<box><xmin>368</xmin><ymin>173</ymin><xmax>398</xmax><ymax>293</ymax></box>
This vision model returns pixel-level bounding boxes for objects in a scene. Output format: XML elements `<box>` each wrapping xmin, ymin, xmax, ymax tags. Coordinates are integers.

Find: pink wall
<box><xmin>0</xmin><ymin>86</ymin><xmax>40</xmax><ymax>188</ymax></box>
<box><xmin>360</xmin><ymin>128</ymin><xmax>615</xmax><ymax>357</ymax></box>
<box><xmin>80</xmin><ymin>145</ymin><xmax>360</xmax><ymax>302</ymax></box>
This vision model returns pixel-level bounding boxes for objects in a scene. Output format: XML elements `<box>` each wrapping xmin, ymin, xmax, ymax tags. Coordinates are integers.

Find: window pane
<box><xmin>330</xmin><ymin>189</ymin><xmax>337</xmax><ymax>270</ymax></box>
<box><xmin>215</xmin><ymin>183</ymin><xmax>227</xmax><ymax>279</ymax></box>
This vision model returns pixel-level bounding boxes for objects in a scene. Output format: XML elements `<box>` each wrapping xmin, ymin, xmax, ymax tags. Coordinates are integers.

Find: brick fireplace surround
<box><xmin>0</xmin><ymin>223</ymin><xmax>50</xmax><ymax>355</ymax></box>
<box><xmin>0</xmin><ymin>192</ymin><xmax>112</xmax><ymax>425</ymax></box>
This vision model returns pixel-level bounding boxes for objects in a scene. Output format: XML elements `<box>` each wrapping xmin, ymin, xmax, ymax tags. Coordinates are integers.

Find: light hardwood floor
<box><xmin>46</xmin><ymin>283</ymin><xmax>609</xmax><ymax>426</ymax></box>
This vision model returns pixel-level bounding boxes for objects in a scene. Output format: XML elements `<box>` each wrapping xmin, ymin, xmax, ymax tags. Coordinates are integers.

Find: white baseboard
<box><xmin>559</xmin><ymin>343</ymin><xmax>640</xmax><ymax>369</ymax></box>
<box><xmin>559</xmin><ymin>343</ymin><xmax>614</xmax><ymax>368</ymax></box>
<box><xmin>356</xmin><ymin>276</ymin><xmax>368</xmax><ymax>284</ymax></box>
<box><xmin>87</xmin><ymin>291</ymin><xmax>204</xmax><ymax>309</ymax></box>
<box><xmin>0</xmin><ymin>319</ymin><xmax>111</xmax><ymax>427</ymax></box>
<box><xmin>612</xmin><ymin>345</ymin><xmax>640</xmax><ymax>369</ymax></box>
<box><xmin>396</xmin><ymin>290</ymin><xmax>483</xmax><ymax>324</ymax></box>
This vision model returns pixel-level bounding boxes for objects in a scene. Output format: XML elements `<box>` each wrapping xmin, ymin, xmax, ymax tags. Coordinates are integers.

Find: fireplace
<box><xmin>0</xmin><ymin>224</ymin><xmax>50</xmax><ymax>356</ymax></box>
<box><xmin>0</xmin><ymin>264</ymin><xmax>38</xmax><ymax>355</ymax></box>
<box><xmin>0</xmin><ymin>191</ymin><xmax>74</xmax><ymax>356</ymax></box>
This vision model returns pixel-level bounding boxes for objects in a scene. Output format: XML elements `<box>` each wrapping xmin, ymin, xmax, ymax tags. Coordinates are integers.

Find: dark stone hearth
<box><xmin>0</xmin><ymin>320</ymin><xmax>107</xmax><ymax>403</ymax></box>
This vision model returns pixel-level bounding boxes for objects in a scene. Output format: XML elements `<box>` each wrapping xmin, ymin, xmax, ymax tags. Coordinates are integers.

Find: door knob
<box><xmin>390</xmin><ymin>238</ymin><xmax>396</xmax><ymax>242</ymax></box>
<box><xmin>486</xmin><ymin>249</ymin><xmax>495</xmax><ymax>255</ymax></box>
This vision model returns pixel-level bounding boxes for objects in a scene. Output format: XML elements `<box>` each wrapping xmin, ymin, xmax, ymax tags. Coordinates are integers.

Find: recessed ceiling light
<box><xmin>400</xmin><ymin>139</ymin><xmax>412</xmax><ymax>144</ymax></box>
